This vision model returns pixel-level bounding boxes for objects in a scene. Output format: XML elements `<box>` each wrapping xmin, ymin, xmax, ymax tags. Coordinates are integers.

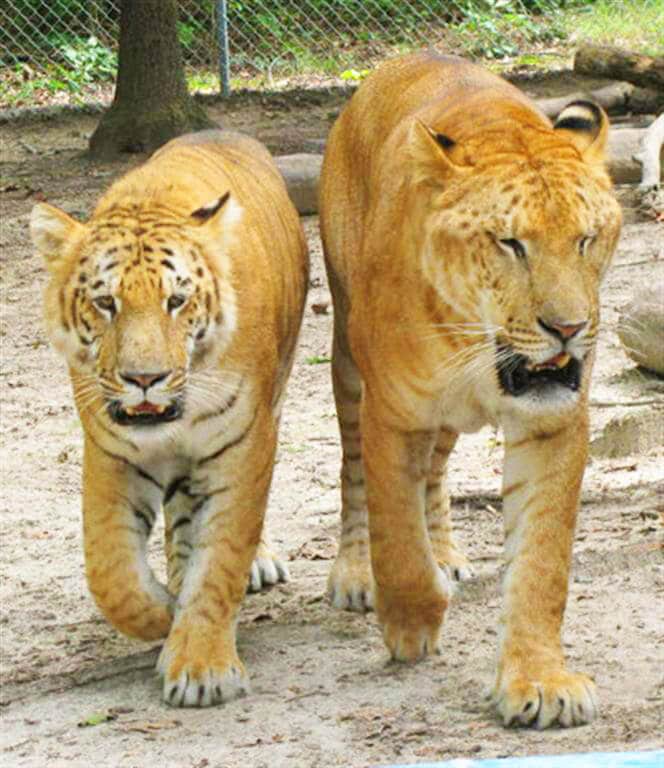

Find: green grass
<box><xmin>566</xmin><ymin>0</ymin><xmax>664</xmax><ymax>55</ymax></box>
<box><xmin>186</xmin><ymin>70</ymin><xmax>218</xmax><ymax>93</ymax></box>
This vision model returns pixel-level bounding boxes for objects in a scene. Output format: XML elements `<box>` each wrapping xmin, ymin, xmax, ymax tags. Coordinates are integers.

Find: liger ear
<box><xmin>30</xmin><ymin>203</ymin><xmax>83</xmax><ymax>268</ymax></box>
<box><xmin>553</xmin><ymin>100</ymin><xmax>609</xmax><ymax>168</ymax></box>
<box><xmin>190</xmin><ymin>190</ymin><xmax>231</xmax><ymax>223</ymax></box>
<box><xmin>190</xmin><ymin>191</ymin><xmax>244</xmax><ymax>265</ymax></box>
<box><xmin>408</xmin><ymin>120</ymin><xmax>470</xmax><ymax>186</ymax></box>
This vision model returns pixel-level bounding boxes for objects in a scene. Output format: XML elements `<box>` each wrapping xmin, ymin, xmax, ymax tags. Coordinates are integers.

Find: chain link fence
<box><xmin>1</xmin><ymin>1</ymin><xmax>661</xmax><ymax>109</ymax></box>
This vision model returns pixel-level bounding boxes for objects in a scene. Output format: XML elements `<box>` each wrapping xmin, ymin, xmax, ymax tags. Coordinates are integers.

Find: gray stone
<box><xmin>608</xmin><ymin>128</ymin><xmax>649</xmax><ymax>185</ymax></box>
<box><xmin>590</xmin><ymin>408</ymin><xmax>664</xmax><ymax>458</ymax></box>
<box><xmin>275</xmin><ymin>154</ymin><xmax>323</xmax><ymax>215</ymax></box>
<box><xmin>618</xmin><ymin>284</ymin><xmax>664</xmax><ymax>376</ymax></box>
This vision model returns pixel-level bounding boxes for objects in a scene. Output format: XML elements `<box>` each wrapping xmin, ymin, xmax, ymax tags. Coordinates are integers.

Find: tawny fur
<box><xmin>31</xmin><ymin>130</ymin><xmax>308</xmax><ymax>707</ymax></box>
<box><xmin>319</xmin><ymin>54</ymin><xmax>621</xmax><ymax>728</ymax></box>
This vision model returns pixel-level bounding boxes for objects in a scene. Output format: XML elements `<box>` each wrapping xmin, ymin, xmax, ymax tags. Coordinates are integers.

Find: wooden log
<box><xmin>536</xmin><ymin>81</ymin><xmax>633</xmax><ymax>118</ymax></box>
<box><xmin>574</xmin><ymin>44</ymin><xmax>664</xmax><ymax>91</ymax></box>
<box><xmin>276</xmin><ymin>129</ymin><xmax>652</xmax><ymax>214</ymax></box>
<box><xmin>628</xmin><ymin>87</ymin><xmax>664</xmax><ymax>115</ymax></box>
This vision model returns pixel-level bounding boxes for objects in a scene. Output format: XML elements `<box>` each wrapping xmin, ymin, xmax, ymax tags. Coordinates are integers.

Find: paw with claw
<box><xmin>158</xmin><ymin>621</ymin><xmax>248</xmax><ymax>708</ymax></box>
<box><xmin>327</xmin><ymin>545</ymin><xmax>374</xmax><ymax>612</ymax></box>
<box><xmin>376</xmin><ymin>570</ymin><xmax>451</xmax><ymax>661</ymax></box>
<box><xmin>247</xmin><ymin>539</ymin><xmax>289</xmax><ymax>593</ymax></box>
<box><xmin>493</xmin><ymin>668</ymin><xmax>598</xmax><ymax>728</ymax></box>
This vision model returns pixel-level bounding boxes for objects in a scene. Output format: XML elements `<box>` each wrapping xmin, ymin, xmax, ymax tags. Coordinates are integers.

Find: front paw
<box><xmin>327</xmin><ymin>546</ymin><xmax>374</xmax><ymax>612</ymax></box>
<box><xmin>247</xmin><ymin>541</ymin><xmax>290</xmax><ymax>593</ymax></box>
<box><xmin>493</xmin><ymin>669</ymin><xmax>598</xmax><ymax>728</ymax></box>
<box><xmin>376</xmin><ymin>572</ymin><xmax>450</xmax><ymax>661</ymax></box>
<box><xmin>158</xmin><ymin>624</ymin><xmax>249</xmax><ymax>708</ymax></box>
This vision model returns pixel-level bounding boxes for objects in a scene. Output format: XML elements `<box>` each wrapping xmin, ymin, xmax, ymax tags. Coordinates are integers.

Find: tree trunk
<box><xmin>89</xmin><ymin>0</ymin><xmax>216</xmax><ymax>159</ymax></box>
<box><xmin>574</xmin><ymin>44</ymin><xmax>664</xmax><ymax>92</ymax></box>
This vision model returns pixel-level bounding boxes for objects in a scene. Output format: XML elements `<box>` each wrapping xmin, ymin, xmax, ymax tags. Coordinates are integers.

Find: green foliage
<box><xmin>457</xmin><ymin>0</ymin><xmax>566</xmax><ymax>59</ymax></box>
<box><xmin>177</xmin><ymin>22</ymin><xmax>197</xmax><ymax>52</ymax></box>
<box><xmin>566</xmin><ymin>0</ymin><xmax>664</xmax><ymax>56</ymax></box>
<box><xmin>51</xmin><ymin>34</ymin><xmax>117</xmax><ymax>84</ymax></box>
<box><xmin>77</xmin><ymin>711</ymin><xmax>116</xmax><ymax>727</ymax></box>
<box><xmin>1</xmin><ymin>0</ymin><xmax>659</xmax><ymax>104</ymax></box>
<box><xmin>186</xmin><ymin>70</ymin><xmax>218</xmax><ymax>92</ymax></box>
<box><xmin>0</xmin><ymin>34</ymin><xmax>116</xmax><ymax>106</ymax></box>
<box><xmin>340</xmin><ymin>68</ymin><xmax>370</xmax><ymax>82</ymax></box>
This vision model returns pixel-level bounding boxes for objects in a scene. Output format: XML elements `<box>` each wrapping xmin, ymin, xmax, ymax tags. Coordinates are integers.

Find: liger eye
<box><xmin>499</xmin><ymin>238</ymin><xmax>527</xmax><ymax>260</ymax></box>
<box><xmin>579</xmin><ymin>235</ymin><xmax>596</xmax><ymax>255</ymax></box>
<box><xmin>93</xmin><ymin>295</ymin><xmax>116</xmax><ymax>315</ymax></box>
<box><xmin>167</xmin><ymin>294</ymin><xmax>187</xmax><ymax>313</ymax></box>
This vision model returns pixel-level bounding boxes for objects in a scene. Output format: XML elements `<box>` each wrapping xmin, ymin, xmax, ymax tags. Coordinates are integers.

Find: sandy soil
<box><xmin>0</xmin><ymin>89</ymin><xmax>663</xmax><ymax>768</ymax></box>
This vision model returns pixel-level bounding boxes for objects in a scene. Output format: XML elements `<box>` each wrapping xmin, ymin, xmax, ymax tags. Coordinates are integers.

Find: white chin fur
<box><xmin>504</xmin><ymin>386</ymin><xmax>580</xmax><ymax>415</ymax></box>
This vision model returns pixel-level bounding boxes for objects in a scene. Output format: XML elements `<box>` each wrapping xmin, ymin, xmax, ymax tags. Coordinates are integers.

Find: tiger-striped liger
<box><xmin>319</xmin><ymin>53</ymin><xmax>621</xmax><ymax>728</ymax></box>
<box><xmin>31</xmin><ymin>130</ymin><xmax>308</xmax><ymax>707</ymax></box>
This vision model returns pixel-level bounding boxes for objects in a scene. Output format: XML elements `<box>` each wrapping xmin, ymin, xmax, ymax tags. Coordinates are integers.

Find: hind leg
<box><xmin>326</xmin><ymin>293</ymin><xmax>372</xmax><ymax>612</ymax></box>
<box><xmin>426</xmin><ymin>428</ymin><xmax>474</xmax><ymax>582</ymax></box>
<box><xmin>165</xmin><ymin>479</ymin><xmax>288</xmax><ymax>597</ymax></box>
<box><xmin>164</xmin><ymin>480</ymin><xmax>199</xmax><ymax>597</ymax></box>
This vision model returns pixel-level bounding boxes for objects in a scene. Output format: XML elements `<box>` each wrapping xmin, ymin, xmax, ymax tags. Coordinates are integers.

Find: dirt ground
<box><xmin>1</xmin><ymin>81</ymin><xmax>663</xmax><ymax>768</ymax></box>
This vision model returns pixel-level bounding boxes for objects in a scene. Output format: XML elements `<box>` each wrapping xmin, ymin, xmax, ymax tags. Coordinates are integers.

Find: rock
<box><xmin>607</xmin><ymin>128</ymin><xmax>648</xmax><ymax>184</ymax></box>
<box><xmin>617</xmin><ymin>285</ymin><xmax>664</xmax><ymax>376</ymax></box>
<box><xmin>275</xmin><ymin>154</ymin><xmax>323</xmax><ymax>215</ymax></box>
<box><xmin>590</xmin><ymin>408</ymin><xmax>664</xmax><ymax>458</ymax></box>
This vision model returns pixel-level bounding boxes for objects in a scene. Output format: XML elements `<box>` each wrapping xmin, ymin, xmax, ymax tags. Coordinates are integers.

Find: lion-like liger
<box><xmin>320</xmin><ymin>53</ymin><xmax>622</xmax><ymax>728</ymax></box>
<box><xmin>31</xmin><ymin>131</ymin><xmax>308</xmax><ymax>706</ymax></box>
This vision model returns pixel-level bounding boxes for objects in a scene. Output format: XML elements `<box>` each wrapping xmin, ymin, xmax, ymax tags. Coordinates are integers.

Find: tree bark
<box><xmin>89</xmin><ymin>0</ymin><xmax>216</xmax><ymax>159</ymax></box>
<box><xmin>574</xmin><ymin>44</ymin><xmax>664</xmax><ymax>92</ymax></box>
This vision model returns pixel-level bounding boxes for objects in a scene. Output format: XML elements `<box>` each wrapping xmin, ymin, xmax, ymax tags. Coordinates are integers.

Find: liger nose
<box><xmin>120</xmin><ymin>371</ymin><xmax>171</xmax><ymax>390</ymax></box>
<box><xmin>537</xmin><ymin>318</ymin><xmax>588</xmax><ymax>341</ymax></box>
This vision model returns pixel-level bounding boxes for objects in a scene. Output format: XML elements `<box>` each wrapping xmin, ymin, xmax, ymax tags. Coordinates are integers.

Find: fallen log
<box><xmin>574</xmin><ymin>44</ymin><xmax>664</xmax><ymax>92</ymax></box>
<box><xmin>276</xmin><ymin>127</ymin><xmax>653</xmax><ymax>214</ymax></box>
<box><xmin>536</xmin><ymin>81</ymin><xmax>633</xmax><ymax>118</ymax></box>
<box><xmin>628</xmin><ymin>86</ymin><xmax>664</xmax><ymax>115</ymax></box>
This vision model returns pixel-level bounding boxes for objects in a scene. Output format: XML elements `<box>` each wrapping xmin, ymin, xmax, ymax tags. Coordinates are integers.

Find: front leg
<box><xmin>494</xmin><ymin>415</ymin><xmax>598</xmax><ymax>728</ymax></box>
<box><xmin>82</xmin><ymin>436</ymin><xmax>173</xmax><ymax>640</ymax></box>
<box><xmin>362</xmin><ymin>392</ymin><xmax>451</xmax><ymax>661</ymax></box>
<box><xmin>158</xmin><ymin>407</ymin><xmax>276</xmax><ymax>707</ymax></box>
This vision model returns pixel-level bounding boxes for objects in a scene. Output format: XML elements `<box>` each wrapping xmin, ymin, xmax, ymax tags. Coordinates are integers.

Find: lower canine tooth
<box><xmin>125</xmin><ymin>407</ymin><xmax>136</xmax><ymax>415</ymax></box>
<box><xmin>556</xmin><ymin>353</ymin><xmax>571</xmax><ymax>368</ymax></box>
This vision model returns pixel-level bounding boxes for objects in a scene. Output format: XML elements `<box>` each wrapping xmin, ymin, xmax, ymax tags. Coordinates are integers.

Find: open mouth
<box><xmin>496</xmin><ymin>345</ymin><xmax>582</xmax><ymax>397</ymax></box>
<box><xmin>107</xmin><ymin>399</ymin><xmax>183</xmax><ymax>426</ymax></box>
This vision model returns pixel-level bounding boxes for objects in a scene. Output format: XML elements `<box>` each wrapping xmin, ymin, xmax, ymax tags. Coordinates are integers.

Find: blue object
<box><xmin>385</xmin><ymin>751</ymin><xmax>664</xmax><ymax>768</ymax></box>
